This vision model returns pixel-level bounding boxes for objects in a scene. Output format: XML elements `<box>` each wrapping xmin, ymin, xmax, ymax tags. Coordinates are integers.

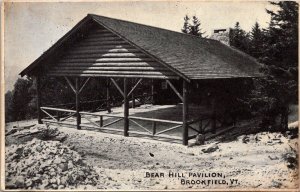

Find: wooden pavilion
<box><xmin>20</xmin><ymin>14</ymin><xmax>261</xmax><ymax>145</ymax></box>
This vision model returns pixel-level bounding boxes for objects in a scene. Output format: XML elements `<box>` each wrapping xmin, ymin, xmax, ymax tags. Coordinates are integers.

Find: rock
<box><xmin>195</xmin><ymin>134</ymin><xmax>205</xmax><ymax>145</ymax></box>
<box><xmin>58</xmin><ymin>163</ymin><xmax>68</xmax><ymax>172</ymax></box>
<box><xmin>67</xmin><ymin>161</ymin><xmax>74</xmax><ymax>169</ymax></box>
<box><xmin>5</xmin><ymin>138</ymin><xmax>100</xmax><ymax>189</ymax></box>
<box><xmin>52</xmin><ymin>184</ymin><xmax>58</xmax><ymax>189</ymax></box>
<box><xmin>36</xmin><ymin>146</ymin><xmax>43</xmax><ymax>152</ymax></box>
<box><xmin>14</xmin><ymin>176</ymin><xmax>25</xmax><ymax>188</ymax></box>
<box><xmin>202</xmin><ymin>144</ymin><xmax>219</xmax><ymax>153</ymax></box>
<box><xmin>49</xmin><ymin>178</ymin><xmax>57</xmax><ymax>184</ymax></box>
<box><xmin>49</xmin><ymin>171</ymin><xmax>56</xmax><ymax>177</ymax></box>
<box><xmin>58</xmin><ymin>185</ymin><xmax>65</xmax><ymax>189</ymax></box>
<box><xmin>25</xmin><ymin>179</ymin><xmax>33</xmax><ymax>187</ymax></box>
<box><xmin>53</xmin><ymin>158</ymin><xmax>61</xmax><ymax>164</ymax></box>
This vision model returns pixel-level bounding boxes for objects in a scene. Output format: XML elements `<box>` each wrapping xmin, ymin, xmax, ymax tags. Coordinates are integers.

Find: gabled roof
<box><xmin>20</xmin><ymin>14</ymin><xmax>262</xmax><ymax>80</ymax></box>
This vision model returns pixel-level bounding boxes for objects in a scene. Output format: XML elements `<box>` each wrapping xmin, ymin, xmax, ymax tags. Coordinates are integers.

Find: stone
<box><xmin>58</xmin><ymin>163</ymin><xmax>68</xmax><ymax>172</ymax></box>
<box><xmin>53</xmin><ymin>158</ymin><xmax>61</xmax><ymax>164</ymax></box>
<box><xmin>14</xmin><ymin>176</ymin><xmax>25</xmax><ymax>188</ymax></box>
<box><xmin>52</xmin><ymin>184</ymin><xmax>58</xmax><ymax>189</ymax></box>
<box><xmin>195</xmin><ymin>134</ymin><xmax>205</xmax><ymax>145</ymax></box>
<box><xmin>67</xmin><ymin>161</ymin><xmax>74</xmax><ymax>169</ymax></box>
<box><xmin>58</xmin><ymin>185</ymin><xmax>65</xmax><ymax>189</ymax></box>
<box><xmin>25</xmin><ymin>180</ymin><xmax>33</xmax><ymax>187</ymax></box>
<box><xmin>49</xmin><ymin>178</ymin><xmax>57</xmax><ymax>184</ymax></box>
<box><xmin>202</xmin><ymin>144</ymin><xmax>219</xmax><ymax>153</ymax></box>
<box><xmin>36</xmin><ymin>146</ymin><xmax>43</xmax><ymax>152</ymax></box>
<box><xmin>60</xmin><ymin>176</ymin><xmax>68</xmax><ymax>185</ymax></box>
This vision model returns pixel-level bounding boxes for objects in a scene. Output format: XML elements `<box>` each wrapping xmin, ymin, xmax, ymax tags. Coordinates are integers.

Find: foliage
<box><xmin>8</xmin><ymin>78</ymin><xmax>35</xmax><ymax>122</ymax></box>
<box><xmin>5</xmin><ymin>91</ymin><xmax>14</xmax><ymax>122</ymax></box>
<box><xmin>229</xmin><ymin>22</ymin><xmax>251</xmax><ymax>53</ymax></box>
<box><xmin>181</xmin><ymin>15</ymin><xmax>206</xmax><ymax>37</ymax></box>
<box><xmin>241</xmin><ymin>1</ymin><xmax>298</xmax><ymax>131</ymax></box>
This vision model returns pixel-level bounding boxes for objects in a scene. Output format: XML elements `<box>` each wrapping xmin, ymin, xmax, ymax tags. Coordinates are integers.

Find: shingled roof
<box><xmin>20</xmin><ymin>14</ymin><xmax>262</xmax><ymax>80</ymax></box>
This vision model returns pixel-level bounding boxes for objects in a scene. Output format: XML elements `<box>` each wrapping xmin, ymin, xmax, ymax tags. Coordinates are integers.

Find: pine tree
<box><xmin>244</xmin><ymin>1</ymin><xmax>298</xmax><ymax>131</ymax></box>
<box><xmin>229</xmin><ymin>22</ymin><xmax>250</xmax><ymax>53</ymax></box>
<box><xmin>189</xmin><ymin>16</ymin><xmax>206</xmax><ymax>37</ymax></box>
<box><xmin>249</xmin><ymin>22</ymin><xmax>264</xmax><ymax>59</ymax></box>
<box><xmin>181</xmin><ymin>15</ymin><xmax>190</xmax><ymax>34</ymax></box>
<box><xmin>181</xmin><ymin>15</ymin><xmax>206</xmax><ymax>37</ymax></box>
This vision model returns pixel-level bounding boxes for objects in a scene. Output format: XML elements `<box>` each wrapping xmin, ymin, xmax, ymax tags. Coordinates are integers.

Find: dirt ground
<box><xmin>4</xmin><ymin>105</ymin><xmax>299</xmax><ymax>190</ymax></box>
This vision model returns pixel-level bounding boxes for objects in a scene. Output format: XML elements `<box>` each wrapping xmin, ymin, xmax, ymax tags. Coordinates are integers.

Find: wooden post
<box><xmin>151</xmin><ymin>79</ymin><xmax>154</xmax><ymax>104</ymax></box>
<box><xmin>131</xmin><ymin>79</ymin><xmax>135</xmax><ymax>108</ymax></box>
<box><xmin>75</xmin><ymin>77</ymin><xmax>81</xmax><ymax>130</ymax></box>
<box><xmin>36</xmin><ymin>76</ymin><xmax>42</xmax><ymax>124</ymax></box>
<box><xmin>106</xmin><ymin>78</ymin><xmax>111</xmax><ymax>113</ymax></box>
<box><xmin>152</xmin><ymin>121</ymin><xmax>156</xmax><ymax>135</ymax></box>
<box><xmin>211</xmin><ymin>96</ymin><xmax>216</xmax><ymax>134</ymax></box>
<box><xmin>123</xmin><ymin>78</ymin><xmax>129</xmax><ymax>136</ymax></box>
<box><xmin>182</xmin><ymin>80</ymin><xmax>188</xmax><ymax>145</ymax></box>
<box><xmin>132</xmin><ymin>93</ymin><xmax>135</xmax><ymax>108</ymax></box>
<box><xmin>100</xmin><ymin>116</ymin><xmax>103</xmax><ymax>127</ymax></box>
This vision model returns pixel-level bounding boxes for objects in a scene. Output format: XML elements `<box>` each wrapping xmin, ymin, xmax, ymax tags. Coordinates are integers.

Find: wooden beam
<box><xmin>182</xmin><ymin>80</ymin><xmax>188</xmax><ymax>146</ymax></box>
<box><xmin>64</xmin><ymin>76</ymin><xmax>76</xmax><ymax>93</ymax></box>
<box><xmin>102</xmin><ymin>118</ymin><xmax>123</xmax><ymax>128</ymax></box>
<box><xmin>151</xmin><ymin>79</ymin><xmax>154</xmax><ymax>104</ymax></box>
<box><xmin>110</xmin><ymin>78</ymin><xmax>125</xmax><ymax>97</ymax></box>
<box><xmin>166</xmin><ymin>80</ymin><xmax>183</xmax><ymax>102</ymax></box>
<box><xmin>127</xmin><ymin>78</ymin><xmax>142</xmax><ymax>97</ymax></box>
<box><xmin>36</xmin><ymin>76</ymin><xmax>42</xmax><ymax>124</ymax></box>
<box><xmin>41</xmin><ymin>108</ymin><xmax>57</xmax><ymax>121</ymax></box>
<box><xmin>211</xmin><ymin>96</ymin><xmax>216</xmax><ymax>134</ymax></box>
<box><xmin>106</xmin><ymin>78</ymin><xmax>111</xmax><ymax>113</ymax></box>
<box><xmin>78</xmin><ymin>77</ymin><xmax>91</xmax><ymax>93</ymax></box>
<box><xmin>129</xmin><ymin>119</ymin><xmax>152</xmax><ymax>134</ymax></box>
<box><xmin>152</xmin><ymin>121</ymin><xmax>156</xmax><ymax>135</ymax></box>
<box><xmin>123</xmin><ymin>78</ymin><xmax>129</xmax><ymax>136</ymax></box>
<box><xmin>40</xmin><ymin>106</ymin><xmax>76</xmax><ymax>113</ymax></box>
<box><xmin>129</xmin><ymin>116</ymin><xmax>182</xmax><ymax>124</ymax></box>
<box><xmin>155</xmin><ymin>124</ymin><xmax>182</xmax><ymax>135</ymax></box>
<box><xmin>75</xmin><ymin>77</ymin><xmax>81</xmax><ymax>129</ymax></box>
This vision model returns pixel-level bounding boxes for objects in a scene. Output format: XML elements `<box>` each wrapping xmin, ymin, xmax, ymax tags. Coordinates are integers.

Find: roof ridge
<box><xmin>88</xmin><ymin>13</ymin><xmax>214</xmax><ymax>42</ymax></box>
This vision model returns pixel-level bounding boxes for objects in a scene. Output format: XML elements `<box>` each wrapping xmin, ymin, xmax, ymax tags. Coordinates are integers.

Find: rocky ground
<box><xmin>5</xmin><ymin>119</ymin><xmax>299</xmax><ymax>190</ymax></box>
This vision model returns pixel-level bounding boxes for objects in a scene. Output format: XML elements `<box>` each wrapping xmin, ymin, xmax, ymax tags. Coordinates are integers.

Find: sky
<box><xmin>4</xmin><ymin>1</ymin><xmax>275</xmax><ymax>92</ymax></box>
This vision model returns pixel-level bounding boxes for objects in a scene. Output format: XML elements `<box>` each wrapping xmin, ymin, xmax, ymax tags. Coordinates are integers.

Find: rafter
<box><xmin>127</xmin><ymin>78</ymin><xmax>142</xmax><ymax>97</ymax></box>
<box><xmin>166</xmin><ymin>80</ymin><xmax>183</xmax><ymax>102</ymax></box>
<box><xmin>110</xmin><ymin>78</ymin><xmax>125</xmax><ymax>97</ymax></box>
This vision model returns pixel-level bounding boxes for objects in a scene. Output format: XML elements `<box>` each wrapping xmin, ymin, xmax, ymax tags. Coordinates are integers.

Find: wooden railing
<box><xmin>128</xmin><ymin>116</ymin><xmax>183</xmax><ymax>140</ymax></box>
<box><xmin>41</xmin><ymin>106</ymin><xmax>77</xmax><ymax>126</ymax></box>
<box><xmin>79</xmin><ymin>111</ymin><xmax>124</xmax><ymax>132</ymax></box>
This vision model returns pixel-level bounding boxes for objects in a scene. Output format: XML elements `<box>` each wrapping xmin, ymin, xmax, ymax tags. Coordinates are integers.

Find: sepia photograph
<box><xmin>1</xmin><ymin>1</ymin><xmax>299</xmax><ymax>190</ymax></box>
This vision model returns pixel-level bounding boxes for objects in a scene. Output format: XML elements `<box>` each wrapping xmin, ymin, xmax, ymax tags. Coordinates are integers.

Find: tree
<box><xmin>190</xmin><ymin>16</ymin><xmax>206</xmax><ymax>37</ymax></box>
<box><xmin>229</xmin><ymin>22</ymin><xmax>250</xmax><ymax>53</ymax></box>
<box><xmin>181</xmin><ymin>15</ymin><xmax>206</xmax><ymax>37</ymax></box>
<box><xmin>11</xmin><ymin>78</ymin><xmax>35</xmax><ymax>121</ymax></box>
<box><xmin>244</xmin><ymin>1</ymin><xmax>298</xmax><ymax>131</ymax></box>
<box><xmin>5</xmin><ymin>91</ymin><xmax>14</xmax><ymax>122</ymax></box>
<box><xmin>181</xmin><ymin>15</ymin><xmax>190</xmax><ymax>34</ymax></box>
<box><xmin>249</xmin><ymin>22</ymin><xmax>265</xmax><ymax>59</ymax></box>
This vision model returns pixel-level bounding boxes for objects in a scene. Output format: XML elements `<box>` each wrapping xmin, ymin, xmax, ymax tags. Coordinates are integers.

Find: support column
<box><xmin>106</xmin><ymin>78</ymin><xmax>111</xmax><ymax>113</ymax></box>
<box><xmin>75</xmin><ymin>77</ymin><xmax>81</xmax><ymax>130</ymax></box>
<box><xmin>211</xmin><ymin>96</ymin><xmax>216</xmax><ymax>134</ymax></box>
<box><xmin>182</xmin><ymin>80</ymin><xmax>188</xmax><ymax>145</ymax></box>
<box><xmin>123</xmin><ymin>78</ymin><xmax>129</xmax><ymax>136</ymax></box>
<box><xmin>131</xmin><ymin>79</ymin><xmax>135</xmax><ymax>108</ymax></box>
<box><xmin>151</xmin><ymin>79</ymin><xmax>154</xmax><ymax>104</ymax></box>
<box><xmin>36</xmin><ymin>76</ymin><xmax>42</xmax><ymax>124</ymax></box>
